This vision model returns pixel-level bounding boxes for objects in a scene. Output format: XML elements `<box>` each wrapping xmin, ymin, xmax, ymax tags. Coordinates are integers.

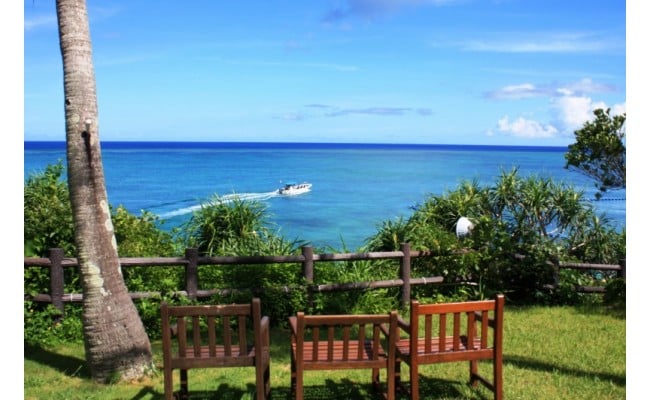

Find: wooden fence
<box><xmin>24</xmin><ymin>244</ymin><xmax>625</xmax><ymax>315</ymax></box>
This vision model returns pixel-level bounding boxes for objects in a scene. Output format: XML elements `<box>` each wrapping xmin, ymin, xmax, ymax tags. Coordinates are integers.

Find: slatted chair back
<box><xmin>395</xmin><ymin>294</ymin><xmax>504</xmax><ymax>400</ymax></box>
<box><xmin>290</xmin><ymin>312</ymin><xmax>398</xmax><ymax>400</ymax></box>
<box><xmin>161</xmin><ymin>298</ymin><xmax>270</xmax><ymax>400</ymax></box>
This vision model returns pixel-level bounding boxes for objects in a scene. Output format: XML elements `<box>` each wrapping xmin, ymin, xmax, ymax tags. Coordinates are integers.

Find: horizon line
<box><xmin>24</xmin><ymin>140</ymin><xmax>569</xmax><ymax>149</ymax></box>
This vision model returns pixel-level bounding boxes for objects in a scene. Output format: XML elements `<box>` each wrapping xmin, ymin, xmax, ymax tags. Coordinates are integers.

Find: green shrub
<box><xmin>365</xmin><ymin>168</ymin><xmax>626</xmax><ymax>305</ymax></box>
<box><xmin>24</xmin><ymin>161</ymin><xmax>75</xmax><ymax>257</ymax></box>
<box><xmin>603</xmin><ymin>278</ymin><xmax>625</xmax><ymax>308</ymax></box>
<box><xmin>24</xmin><ymin>301</ymin><xmax>84</xmax><ymax>345</ymax></box>
<box><xmin>180</xmin><ymin>196</ymin><xmax>309</xmax><ymax>322</ymax></box>
<box><xmin>312</xmin><ymin>258</ymin><xmax>400</xmax><ymax>315</ymax></box>
<box><xmin>23</xmin><ymin>164</ymin><xmax>626</xmax><ymax>346</ymax></box>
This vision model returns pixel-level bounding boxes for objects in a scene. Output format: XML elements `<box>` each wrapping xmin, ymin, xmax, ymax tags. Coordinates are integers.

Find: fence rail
<box><xmin>25</xmin><ymin>244</ymin><xmax>625</xmax><ymax>314</ymax></box>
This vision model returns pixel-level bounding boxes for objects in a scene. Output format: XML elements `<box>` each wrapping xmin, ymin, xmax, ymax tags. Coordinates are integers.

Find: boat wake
<box><xmin>157</xmin><ymin>190</ymin><xmax>290</xmax><ymax>219</ymax></box>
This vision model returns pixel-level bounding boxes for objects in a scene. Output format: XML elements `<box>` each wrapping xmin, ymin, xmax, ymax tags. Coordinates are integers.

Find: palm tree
<box><xmin>56</xmin><ymin>0</ymin><xmax>152</xmax><ymax>382</ymax></box>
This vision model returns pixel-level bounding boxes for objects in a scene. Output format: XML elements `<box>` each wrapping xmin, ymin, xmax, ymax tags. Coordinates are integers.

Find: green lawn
<box><xmin>24</xmin><ymin>305</ymin><xmax>625</xmax><ymax>400</ymax></box>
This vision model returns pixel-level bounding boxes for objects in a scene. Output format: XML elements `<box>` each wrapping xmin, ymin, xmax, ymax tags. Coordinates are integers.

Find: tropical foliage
<box><xmin>565</xmin><ymin>108</ymin><xmax>626</xmax><ymax>199</ymax></box>
<box><xmin>24</xmin><ymin>163</ymin><xmax>184</xmax><ymax>344</ymax></box>
<box><xmin>24</xmin><ymin>161</ymin><xmax>75</xmax><ymax>257</ymax></box>
<box><xmin>24</xmin><ymin>164</ymin><xmax>625</xmax><ymax>344</ymax></box>
<box><xmin>365</xmin><ymin>168</ymin><xmax>625</xmax><ymax>303</ymax></box>
<box><xmin>179</xmin><ymin>195</ymin><xmax>309</xmax><ymax>322</ymax></box>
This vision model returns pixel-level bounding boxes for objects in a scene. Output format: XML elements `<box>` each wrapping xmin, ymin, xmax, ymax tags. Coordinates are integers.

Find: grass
<box><xmin>24</xmin><ymin>304</ymin><xmax>625</xmax><ymax>400</ymax></box>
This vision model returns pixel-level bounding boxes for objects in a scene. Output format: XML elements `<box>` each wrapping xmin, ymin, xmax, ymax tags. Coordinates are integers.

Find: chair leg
<box><xmin>395</xmin><ymin>361</ymin><xmax>400</xmax><ymax>385</ymax></box>
<box><xmin>494</xmin><ymin>359</ymin><xmax>503</xmax><ymax>400</ymax></box>
<box><xmin>294</xmin><ymin>371</ymin><xmax>303</xmax><ymax>400</ymax></box>
<box><xmin>179</xmin><ymin>369</ymin><xmax>188</xmax><ymax>399</ymax></box>
<box><xmin>386</xmin><ymin>360</ymin><xmax>395</xmax><ymax>400</ymax></box>
<box><xmin>163</xmin><ymin>366</ymin><xmax>173</xmax><ymax>400</ymax></box>
<box><xmin>291</xmin><ymin>353</ymin><xmax>302</xmax><ymax>400</ymax></box>
<box><xmin>264</xmin><ymin>362</ymin><xmax>271</xmax><ymax>399</ymax></box>
<box><xmin>409</xmin><ymin>362</ymin><xmax>419</xmax><ymax>400</ymax></box>
<box><xmin>372</xmin><ymin>367</ymin><xmax>380</xmax><ymax>391</ymax></box>
<box><xmin>469</xmin><ymin>360</ymin><xmax>479</xmax><ymax>387</ymax></box>
<box><xmin>256</xmin><ymin>360</ymin><xmax>271</xmax><ymax>400</ymax></box>
<box><xmin>395</xmin><ymin>361</ymin><xmax>404</xmax><ymax>393</ymax></box>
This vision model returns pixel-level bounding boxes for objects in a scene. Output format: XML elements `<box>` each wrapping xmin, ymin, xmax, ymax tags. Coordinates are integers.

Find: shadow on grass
<box><xmin>505</xmin><ymin>354</ymin><xmax>626</xmax><ymax>387</ymax></box>
<box><xmin>124</xmin><ymin>376</ymin><xmax>494</xmax><ymax>400</ymax></box>
<box><xmin>270</xmin><ymin>377</ymin><xmax>479</xmax><ymax>400</ymax></box>
<box><xmin>148</xmin><ymin>383</ymin><xmax>258</xmax><ymax>400</ymax></box>
<box><xmin>24</xmin><ymin>341</ymin><xmax>91</xmax><ymax>379</ymax></box>
<box><xmin>398</xmin><ymin>376</ymin><xmax>489</xmax><ymax>400</ymax></box>
<box><xmin>24</xmin><ymin>340</ymin><xmax>625</xmax><ymax>399</ymax></box>
<box><xmin>130</xmin><ymin>386</ymin><xmax>159</xmax><ymax>400</ymax></box>
<box><xmin>273</xmin><ymin>378</ymin><xmax>392</xmax><ymax>400</ymax></box>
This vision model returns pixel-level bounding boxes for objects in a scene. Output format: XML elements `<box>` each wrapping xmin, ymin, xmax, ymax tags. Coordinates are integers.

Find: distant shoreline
<box><xmin>24</xmin><ymin>141</ymin><xmax>568</xmax><ymax>153</ymax></box>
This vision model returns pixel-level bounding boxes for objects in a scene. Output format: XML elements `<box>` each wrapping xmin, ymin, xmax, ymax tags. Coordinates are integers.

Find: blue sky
<box><xmin>24</xmin><ymin>1</ymin><xmax>625</xmax><ymax>146</ymax></box>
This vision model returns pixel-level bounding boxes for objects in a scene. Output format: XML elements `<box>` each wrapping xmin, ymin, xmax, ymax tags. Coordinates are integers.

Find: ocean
<box><xmin>24</xmin><ymin>141</ymin><xmax>626</xmax><ymax>250</ymax></box>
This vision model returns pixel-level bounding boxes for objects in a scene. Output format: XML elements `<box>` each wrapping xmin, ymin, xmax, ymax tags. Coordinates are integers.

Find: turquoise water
<box><xmin>24</xmin><ymin>141</ymin><xmax>626</xmax><ymax>250</ymax></box>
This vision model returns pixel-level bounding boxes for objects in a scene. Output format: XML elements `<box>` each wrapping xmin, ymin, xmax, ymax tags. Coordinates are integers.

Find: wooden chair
<box><xmin>394</xmin><ymin>294</ymin><xmax>504</xmax><ymax>400</ymax></box>
<box><xmin>289</xmin><ymin>311</ymin><xmax>399</xmax><ymax>400</ymax></box>
<box><xmin>161</xmin><ymin>298</ymin><xmax>271</xmax><ymax>400</ymax></box>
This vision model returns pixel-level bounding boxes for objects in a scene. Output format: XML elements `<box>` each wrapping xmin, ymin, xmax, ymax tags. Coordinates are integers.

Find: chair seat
<box><xmin>170</xmin><ymin>345</ymin><xmax>256</xmax><ymax>369</ymax></box>
<box><xmin>292</xmin><ymin>340</ymin><xmax>387</xmax><ymax>364</ymax></box>
<box><xmin>395</xmin><ymin>336</ymin><xmax>482</xmax><ymax>355</ymax></box>
<box><xmin>177</xmin><ymin>344</ymin><xmax>255</xmax><ymax>359</ymax></box>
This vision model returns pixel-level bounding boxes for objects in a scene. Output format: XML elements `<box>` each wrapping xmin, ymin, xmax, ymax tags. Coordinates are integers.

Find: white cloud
<box><xmin>611</xmin><ymin>103</ymin><xmax>627</xmax><ymax>116</ymax></box>
<box><xmin>552</xmin><ymin>95</ymin><xmax>625</xmax><ymax>133</ymax></box>
<box><xmin>497</xmin><ymin>116</ymin><xmax>558</xmax><ymax>138</ymax></box>
<box><xmin>487</xmin><ymin>83</ymin><xmax>544</xmax><ymax>100</ymax></box>
<box><xmin>489</xmin><ymin>78</ymin><xmax>626</xmax><ymax>140</ymax></box>
<box><xmin>323</xmin><ymin>0</ymin><xmax>462</xmax><ymax>22</ymax></box>
<box><xmin>24</xmin><ymin>15</ymin><xmax>57</xmax><ymax>31</ymax></box>
<box><xmin>552</xmin><ymin>95</ymin><xmax>598</xmax><ymax>131</ymax></box>
<box><xmin>493</xmin><ymin>96</ymin><xmax>626</xmax><ymax>141</ymax></box>
<box><xmin>298</xmin><ymin>104</ymin><xmax>433</xmax><ymax>118</ymax></box>
<box><xmin>488</xmin><ymin>78</ymin><xmax>617</xmax><ymax>101</ymax></box>
<box><xmin>556</xmin><ymin>78</ymin><xmax>615</xmax><ymax>96</ymax></box>
<box><xmin>279</xmin><ymin>112</ymin><xmax>304</xmax><ymax>121</ymax></box>
<box><xmin>460</xmin><ymin>32</ymin><xmax>621</xmax><ymax>54</ymax></box>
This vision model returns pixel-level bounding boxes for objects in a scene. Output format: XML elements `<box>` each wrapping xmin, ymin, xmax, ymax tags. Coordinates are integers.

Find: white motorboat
<box><xmin>277</xmin><ymin>182</ymin><xmax>312</xmax><ymax>195</ymax></box>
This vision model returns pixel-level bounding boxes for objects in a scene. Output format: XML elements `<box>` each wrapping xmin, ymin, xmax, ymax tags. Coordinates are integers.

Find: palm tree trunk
<box><xmin>56</xmin><ymin>0</ymin><xmax>152</xmax><ymax>382</ymax></box>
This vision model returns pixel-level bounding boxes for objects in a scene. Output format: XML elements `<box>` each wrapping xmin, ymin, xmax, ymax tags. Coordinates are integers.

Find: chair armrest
<box><xmin>379</xmin><ymin>323</ymin><xmax>391</xmax><ymax>337</ymax></box>
<box><xmin>473</xmin><ymin>311</ymin><xmax>496</xmax><ymax>328</ymax></box>
<box><xmin>260</xmin><ymin>316</ymin><xmax>270</xmax><ymax>334</ymax></box>
<box><xmin>397</xmin><ymin>316</ymin><xmax>410</xmax><ymax>333</ymax></box>
<box><xmin>382</xmin><ymin>315</ymin><xmax>409</xmax><ymax>338</ymax></box>
<box><xmin>289</xmin><ymin>316</ymin><xmax>297</xmax><ymax>337</ymax></box>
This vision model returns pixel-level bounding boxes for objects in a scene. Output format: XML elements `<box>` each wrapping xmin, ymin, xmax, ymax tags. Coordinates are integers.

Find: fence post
<box><xmin>552</xmin><ymin>259</ymin><xmax>560</xmax><ymax>289</ymax></box>
<box><xmin>302</xmin><ymin>246</ymin><xmax>314</xmax><ymax>308</ymax></box>
<box><xmin>48</xmin><ymin>248</ymin><xmax>65</xmax><ymax>317</ymax></box>
<box><xmin>619</xmin><ymin>258</ymin><xmax>626</xmax><ymax>279</ymax></box>
<box><xmin>185</xmin><ymin>248</ymin><xmax>199</xmax><ymax>300</ymax></box>
<box><xmin>302</xmin><ymin>246</ymin><xmax>314</xmax><ymax>283</ymax></box>
<box><xmin>400</xmin><ymin>243</ymin><xmax>411</xmax><ymax>308</ymax></box>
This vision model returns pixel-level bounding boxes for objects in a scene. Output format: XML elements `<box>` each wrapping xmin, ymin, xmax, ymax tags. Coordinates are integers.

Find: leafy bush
<box><xmin>603</xmin><ymin>278</ymin><xmax>625</xmax><ymax>308</ymax></box>
<box><xmin>365</xmin><ymin>168</ymin><xmax>626</xmax><ymax>304</ymax></box>
<box><xmin>564</xmin><ymin>108</ymin><xmax>626</xmax><ymax>198</ymax></box>
<box><xmin>180</xmin><ymin>196</ymin><xmax>309</xmax><ymax>322</ymax></box>
<box><xmin>24</xmin><ymin>163</ymin><xmax>186</xmax><ymax>344</ymax></box>
<box><xmin>24</xmin><ymin>161</ymin><xmax>75</xmax><ymax>257</ymax></box>
<box><xmin>311</xmin><ymin>258</ymin><xmax>400</xmax><ymax>315</ymax></box>
<box><xmin>24</xmin><ymin>163</ymin><xmax>626</xmax><ymax>345</ymax></box>
<box><xmin>112</xmin><ymin>206</ymin><xmax>181</xmax><ymax>257</ymax></box>
<box><xmin>24</xmin><ymin>301</ymin><xmax>84</xmax><ymax>345</ymax></box>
